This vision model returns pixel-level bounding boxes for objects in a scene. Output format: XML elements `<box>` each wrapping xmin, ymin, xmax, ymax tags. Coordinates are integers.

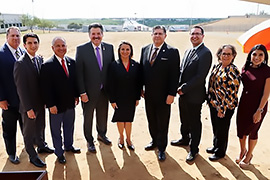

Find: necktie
<box><xmin>188</xmin><ymin>49</ymin><xmax>196</xmax><ymax>59</ymax></box>
<box><xmin>150</xmin><ymin>47</ymin><xmax>159</xmax><ymax>66</ymax></box>
<box><xmin>15</xmin><ymin>50</ymin><xmax>20</xmax><ymax>60</ymax></box>
<box><xmin>96</xmin><ymin>47</ymin><xmax>102</xmax><ymax>70</ymax></box>
<box><xmin>183</xmin><ymin>49</ymin><xmax>195</xmax><ymax>67</ymax></box>
<box><xmin>32</xmin><ymin>57</ymin><xmax>40</xmax><ymax>73</ymax></box>
<box><xmin>61</xmin><ymin>59</ymin><xmax>69</xmax><ymax>77</ymax></box>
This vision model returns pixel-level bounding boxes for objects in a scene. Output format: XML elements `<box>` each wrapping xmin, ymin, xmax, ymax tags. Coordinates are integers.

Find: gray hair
<box><xmin>52</xmin><ymin>36</ymin><xmax>66</xmax><ymax>46</ymax></box>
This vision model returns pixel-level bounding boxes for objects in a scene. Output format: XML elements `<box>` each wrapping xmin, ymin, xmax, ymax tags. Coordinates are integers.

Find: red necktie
<box><xmin>61</xmin><ymin>59</ymin><xmax>69</xmax><ymax>77</ymax></box>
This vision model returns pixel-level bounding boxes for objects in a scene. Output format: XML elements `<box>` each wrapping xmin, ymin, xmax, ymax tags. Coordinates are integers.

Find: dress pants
<box><xmin>209</xmin><ymin>105</ymin><xmax>234</xmax><ymax>157</ymax></box>
<box><xmin>50</xmin><ymin>108</ymin><xmax>75</xmax><ymax>157</ymax></box>
<box><xmin>179</xmin><ymin>97</ymin><xmax>202</xmax><ymax>154</ymax></box>
<box><xmin>22</xmin><ymin>107</ymin><xmax>46</xmax><ymax>160</ymax></box>
<box><xmin>82</xmin><ymin>89</ymin><xmax>109</xmax><ymax>145</ymax></box>
<box><xmin>145</xmin><ymin>97</ymin><xmax>170</xmax><ymax>152</ymax></box>
<box><xmin>2</xmin><ymin>107</ymin><xmax>23</xmax><ymax>156</ymax></box>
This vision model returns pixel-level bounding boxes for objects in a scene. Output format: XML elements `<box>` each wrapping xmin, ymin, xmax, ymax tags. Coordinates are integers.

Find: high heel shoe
<box><xmin>235</xmin><ymin>149</ymin><xmax>247</xmax><ymax>164</ymax></box>
<box><xmin>239</xmin><ymin>154</ymin><xmax>253</xmax><ymax>169</ymax></box>
<box><xmin>126</xmin><ymin>140</ymin><xmax>135</xmax><ymax>151</ymax></box>
<box><xmin>118</xmin><ymin>138</ymin><xmax>124</xmax><ymax>149</ymax></box>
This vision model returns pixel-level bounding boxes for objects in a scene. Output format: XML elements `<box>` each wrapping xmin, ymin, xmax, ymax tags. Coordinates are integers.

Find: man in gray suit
<box><xmin>76</xmin><ymin>23</ymin><xmax>115</xmax><ymax>153</ymax></box>
<box><xmin>14</xmin><ymin>33</ymin><xmax>54</xmax><ymax>168</ymax></box>
<box><xmin>171</xmin><ymin>26</ymin><xmax>212</xmax><ymax>162</ymax></box>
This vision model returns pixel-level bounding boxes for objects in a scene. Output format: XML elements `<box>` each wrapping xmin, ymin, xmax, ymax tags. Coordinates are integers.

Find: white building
<box><xmin>122</xmin><ymin>19</ymin><xmax>151</xmax><ymax>32</ymax></box>
<box><xmin>0</xmin><ymin>13</ymin><xmax>27</xmax><ymax>33</ymax></box>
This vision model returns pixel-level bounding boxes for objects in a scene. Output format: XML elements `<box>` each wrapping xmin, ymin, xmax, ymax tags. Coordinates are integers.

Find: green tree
<box><xmin>38</xmin><ymin>19</ymin><xmax>54</xmax><ymax>33</ymax></box>
<box><xmin>21</xmin><ymin>14</ymin><xmax>40</xmax><ymax>32</ymax></box>
<box><xmin>67</xmin><ymin>22</ymin><xmax>82</xmax><ymax>30</ymax></box>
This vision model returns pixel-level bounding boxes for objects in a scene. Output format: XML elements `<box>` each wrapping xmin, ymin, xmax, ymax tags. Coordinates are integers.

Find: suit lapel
<box><xmin>24</xmin><ymin>53</ymin><xmax>38</xmax><ymax>75</ymax></box>
<box><xmin>4</xmin><ymin>44</ymin><xmax>17</xmax><ymax>62</ymax></box>
<box><xmin>146</xmin><ymin>44</ymin><xmax>152</xmax><ymax>62</ymax></box>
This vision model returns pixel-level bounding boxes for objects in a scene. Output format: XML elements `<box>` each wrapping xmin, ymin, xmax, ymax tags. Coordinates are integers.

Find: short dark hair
<box><xmin>216</xmin><ymin>44</ymin><xmax>237</xmax><ymax>63</ymax></box>
<box><xmin>88</xmin><ymin>23</ymin><xmax>103</xmax><ymax>33</ymax></box>
<box><xmin>244</xmin><ymin>44</ymin><xmax>268</xmax><ymax>70</ymax></box>
<box><xmin>23</xmin><ymin>33</ymin><xmax>40</xmax><ymax>44</ymax></box>
<box><xmin>192</xmin><ymin>25</ymin><xmax>204</xmax><ymax>35</ymax></box>
<box><xmin>6</xmin><ymin>26</ymin><xmax>20</xmax><ymax>36</ymax></box>
<box><xmin>118</xmin><ymin>41</ymin><xmax>133</xmax><ymax>60</ymax></box>
<box><xmin>152</xmin><ymin>25</ymin><xmax>166</xmax><ymax>34</ymax></box>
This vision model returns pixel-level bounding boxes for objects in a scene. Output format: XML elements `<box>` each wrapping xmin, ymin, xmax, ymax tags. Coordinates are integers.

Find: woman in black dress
<box><xmin>108</xmin><ymin>41</ymin><xmax>141</xmax><ymax>150</ymax></box>
<box><xmin>236</xmin><ymin>44</ymin><xmax>270</xmax><ymax>169</ymax></box>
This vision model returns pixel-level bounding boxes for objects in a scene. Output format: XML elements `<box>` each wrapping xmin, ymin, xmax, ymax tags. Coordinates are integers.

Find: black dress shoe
<box><xmin>126</xmin><ymin>140</ymin><xmax>135</xmax><ymax>151</ymax></box>
<box><xmin>158</xmin><ymin>151</ymin><xmax>166</xmax><ymax>162</ymax></box>
<box><xmin>144</xmin><ymin>142</ymin><xmax>157</xmax><ymax>151</ymax></box>
<box><xmin>37</xmin><ymin>146</ymin><xmax>54</xmax><ymax>153</ymax></box>
<box><xmin>206</xmin><ymin>147</ymin><xmax>216</xmax><ymax>154</ymax></box>
<box><xmin>171</xmin><ymin>138</ymin><xmax>189</xmax><ymax>146</ymax></box>
<box><xmin>88</xmin><ymin>143</ymin><xmax>96</xmax><ymax>153</ymax></box>
<box><xmin>30</xmin><ymin>157</ymin><xmax>46</xmax><ymax>168</ymax></box>
<box><xmin>118</xmin><ymin>143</ymin><xmax>124</xmax><ymax>149</ymax></box>
<box><xmin>9</xmin><ymin>155</ymin><xmax>20</xmax><ymax>164</ymax></box>
<box><xmin>186</xmin><ymin>152</ymin><xmax>198</xmax><ymax>162</ymax></box>
<box><xmin>209</xmin><ymin>154</ymin><xmax>224</xmax><ymax>161</ymax></box>
<box><xmin>57</xmin><ymin>155</ymin><xmax>66</xmax><ymax>164</ymax></box>
<box><xmin>65</xmin><ymin>147</ymin><xmax>81</xmax><ymax>153</ymax></box>
<box><xmin>97</xmin><ymin>135</ymin><xmax>112</xmax><ymax>145</ymax></box>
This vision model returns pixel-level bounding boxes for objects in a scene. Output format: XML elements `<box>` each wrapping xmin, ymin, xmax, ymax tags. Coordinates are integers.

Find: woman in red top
<box><xmin>108</xmin><ymin>41</ymin><xmax>141</xmax><ymax>150</ymax></box>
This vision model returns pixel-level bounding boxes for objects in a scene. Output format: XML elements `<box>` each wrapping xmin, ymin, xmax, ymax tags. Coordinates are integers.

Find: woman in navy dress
<box><xmin>236</xmin><ymin>44</ymin><xmax>270</xmax><ymax>168</ymax></box>
<box><xmin>108</xmin><ymin>41</ymin><xmax>141</xmax><ymax>150</ymax></box>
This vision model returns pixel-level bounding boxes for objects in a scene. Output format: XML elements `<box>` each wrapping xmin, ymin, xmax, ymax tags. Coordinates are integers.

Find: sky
<box><xmin>0</xmin><ymin>0</ymin><xmax>270</xmax><ymax>19</ymax></box>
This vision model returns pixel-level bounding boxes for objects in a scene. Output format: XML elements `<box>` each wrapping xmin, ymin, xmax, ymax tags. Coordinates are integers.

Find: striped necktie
<box><xmin>15</xmin><ymin>50</ymin><xmax>20</xmax><ymax>60</ymax></box>
<box><xmin>150</xmin><ymin>47</ymin><xmax>159</xmax><ymax>66</ymax></box>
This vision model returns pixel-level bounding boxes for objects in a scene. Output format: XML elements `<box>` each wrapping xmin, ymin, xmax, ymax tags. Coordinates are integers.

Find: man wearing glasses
<box><xmin>140</xmin><ymin>25</ymin><xmax>180</xmax><ymax>162</ymax></box>
<box><xmin>171</xmin><ymin>26</ymin><xmax>212</xmax><ymax>162</ymax></box>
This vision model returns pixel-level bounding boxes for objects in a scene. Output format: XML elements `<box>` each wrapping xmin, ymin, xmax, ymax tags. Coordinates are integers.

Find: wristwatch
<box><xmin>257</xmin><ymin>108</ymin><xmax>264</xmax><ymax>113</ymax></box>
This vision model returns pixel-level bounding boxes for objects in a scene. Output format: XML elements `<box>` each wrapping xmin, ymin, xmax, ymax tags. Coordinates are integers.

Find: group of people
<box><xmin>0</xmin><ymin>23</ymin><xmax>269</xmax><ymax>170</ymax></box>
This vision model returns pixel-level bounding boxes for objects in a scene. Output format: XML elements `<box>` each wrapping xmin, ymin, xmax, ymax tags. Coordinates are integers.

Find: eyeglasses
<box><xmin>190</xmin><ymin>33</ymin><xmax>202</xmax><ymax>36</ymax></box>
<box><xmin>153</xmin><ymin>32</ymin><xmax>164</xmax><ymax>36</ymax></box>
<box><xmin>221</xmin><ymin>53</ymin><xmax>232</xmax><ymax>56</ymax></box>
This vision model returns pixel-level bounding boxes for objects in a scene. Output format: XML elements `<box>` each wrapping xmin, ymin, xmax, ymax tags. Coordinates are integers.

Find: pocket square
<box><xmin>161</xmin><ymin>58</ymin><xmax>168</xmax><ymax>61</ymax></box>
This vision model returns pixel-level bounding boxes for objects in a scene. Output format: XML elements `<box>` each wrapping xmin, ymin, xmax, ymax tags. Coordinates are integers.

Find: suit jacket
<box><xmin>140</xmin><ymin>42</ymin><xmax>180</xmax><ymax>102</ymax></box>
<box><xmin>108</xmin><ymin>59</ymin><xmax>142</xmax><ymax>104</ymax></box>
<box><xmin>40</xmin><ymin>55</ymin><xmax>78</xmax><ymax>113</ymax></box>
<box><xmin>0</xmin><ymin>44</ymin><xmax>23</xmax><ymax>107</ymax></box>
<box><xmin>13</xmin><ymin>53</ymin><xmax>44</xmax><ymax>113</ymax></box>
<box><xmin>179</xmin><ymin>43</ymin><xmax>212</xmax><ymax>104</ymax></box>
<box><xmin>76</xmin><ymin>42</ymin><xmax>115</xmax><ymax>101</ymax></box>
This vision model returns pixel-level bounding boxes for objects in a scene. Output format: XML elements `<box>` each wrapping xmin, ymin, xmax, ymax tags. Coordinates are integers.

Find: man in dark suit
<box><xmin>40</xmin><ymin>37</ymin><xmax>81</xmax><ymax>164</ymax></box>
<box><xmin>171</xmin><ymin>26</ymin><xmax>212</xmax><ymax>162</ymax></box>
<box><xmin>140</xmin><ymin>25</ymin><xmax>180</xmax><ymax>161</ymax></box>
<box><xmin>14</xmin><ymin>33</ymin><xmax>54</xmax><ymax>168</ymax></box>
<box><xmin>76</xmin><ymin>23</ymin><xmax>115</xmax><ymax>153</ymax></box>
<box><xmin>0</xmin><ymin>26</ymin><xmax>23</xmax><ymax>164</ymax></box>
